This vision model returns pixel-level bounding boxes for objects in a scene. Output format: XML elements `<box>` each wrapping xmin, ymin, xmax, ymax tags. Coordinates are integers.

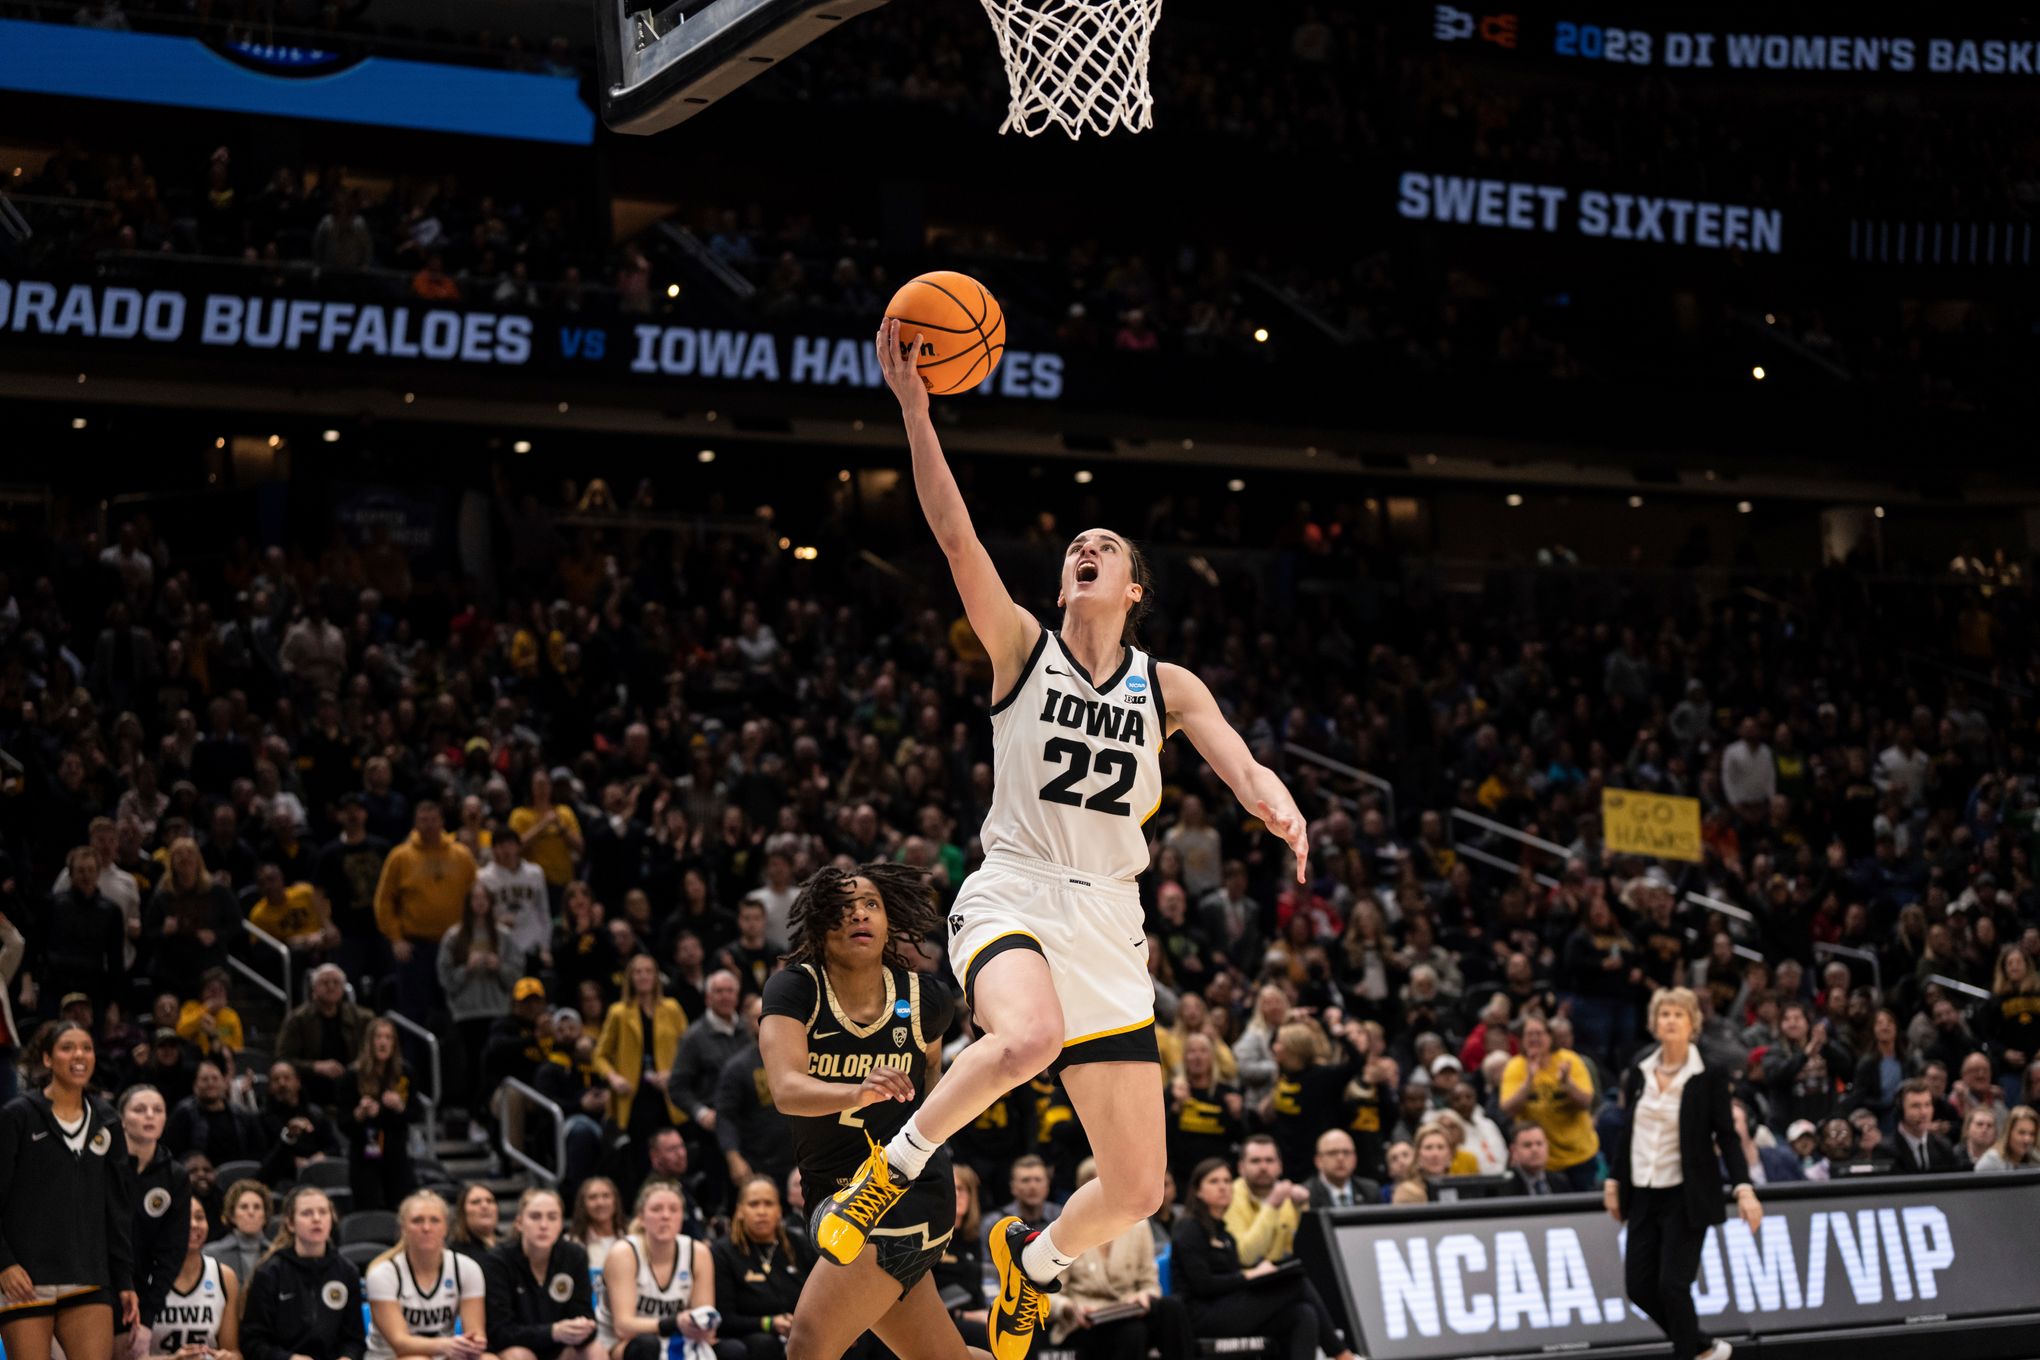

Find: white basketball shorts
<box><xmin>945</xmin><ymin>849</ymin><xmax>1159</xmax><ymax>1069</ymax></box>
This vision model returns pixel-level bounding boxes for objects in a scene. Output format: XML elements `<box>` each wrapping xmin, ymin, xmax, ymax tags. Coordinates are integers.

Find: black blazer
<box><xmin>1305</xmin><ymin>1174</ymin><xmax>1381</xmax><ymax>1210</ymax></box>
<box><xmin>1503</xmin><ymin>1167</ymin><xmax>1562</xmax><ymax>1197</ymax></box>
<box><xmin>1607</xmin><ymin>1052</ymin><xmax>1750</xmax><ymax>1227</ymax></box>
<box><xmin>1887</xmin><ymin>1128</ymin><xmax>1962</xmax><ymax>1175</ymax></box>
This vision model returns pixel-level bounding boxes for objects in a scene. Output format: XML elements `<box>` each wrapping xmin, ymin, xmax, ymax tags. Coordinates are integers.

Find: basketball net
<box><xmin>979</xmin><ymin>0</ymin><xmax>1161</xmax><ymax>138</ymax></box>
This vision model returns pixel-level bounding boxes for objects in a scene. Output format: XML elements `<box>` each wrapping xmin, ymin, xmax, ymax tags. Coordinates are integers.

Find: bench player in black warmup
<box><xmin>758</xmin><ymin>864</ymin><xmax>991</xmax><ymax>1360</ymax></box>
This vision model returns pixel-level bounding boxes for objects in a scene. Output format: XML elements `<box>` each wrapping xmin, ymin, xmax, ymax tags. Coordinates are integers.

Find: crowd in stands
<box><xmin>1</xmin><ymin>449</ymin><xmax>2038</xmax><ymax>1355</ymax></box>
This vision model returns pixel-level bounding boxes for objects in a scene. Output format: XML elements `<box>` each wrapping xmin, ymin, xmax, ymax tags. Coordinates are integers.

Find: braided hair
<box><xmin>781</xmin><ymin>861</ymin><xmax>941</xmax><ymax>973</ymax></box>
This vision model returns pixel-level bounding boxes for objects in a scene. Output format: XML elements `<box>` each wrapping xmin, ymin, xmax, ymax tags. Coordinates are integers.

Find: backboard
<box><xmin>595</xmin><ymin>0</ymin><xmax>889</xmax><ymax>136</ymax></box>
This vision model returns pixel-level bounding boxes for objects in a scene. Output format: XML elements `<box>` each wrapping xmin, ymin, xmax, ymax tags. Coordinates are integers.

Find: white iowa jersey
<box><xmin>150</xmin><ymin>1256</ymin><xmax>227</xmax><ymax>1354</ymax></box>
<box><xmin>982</xmin><ymin>630</ymin><xmax>1164</xmax><ymax>881</ymax></box>
<box><xmin>366</xmin><ymin>1250</ymin><xmax>485</xmax><ymax>1360</ymax></box>
<box><xmin>595</xmin><ymin>1234</ymin><xmax>696</xmax><ymax>1346</ymax></box>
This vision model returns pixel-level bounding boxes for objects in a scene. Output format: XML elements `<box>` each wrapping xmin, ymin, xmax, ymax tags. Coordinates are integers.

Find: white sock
<box><xmin>1020</xmin><ymin>1222</ymin><xmax>1076</xmax><ymax>1283</ymax></box>
<box><xmin>883</xmin><ymin>1117</ymin><xmax>938</xmax><ymax>1180</ymax></box>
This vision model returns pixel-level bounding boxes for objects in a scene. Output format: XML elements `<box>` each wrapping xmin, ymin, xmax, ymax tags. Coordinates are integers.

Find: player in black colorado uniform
<box><xmin>758</xmin><ymin>864</ymin><xmax>990</xmax><ymax>1360</ymax></box>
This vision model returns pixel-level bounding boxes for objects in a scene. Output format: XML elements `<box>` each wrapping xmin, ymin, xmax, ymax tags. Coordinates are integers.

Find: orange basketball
<box><xmin>884</xmin><ymin>271</ymin><xmax>1006</xmax><ymax>395</ymax></box>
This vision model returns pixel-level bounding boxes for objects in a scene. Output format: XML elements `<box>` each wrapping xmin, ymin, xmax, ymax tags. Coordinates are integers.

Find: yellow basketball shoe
<box><xmin>987</xmin><ymin>1215</ymin><xmax>1057</xmax><ymax>1360</ymax></box>
<box><xmin>810</xmin><ymin>1135</ymin><xmax>910</xmax><ymax>1266</ymax></box>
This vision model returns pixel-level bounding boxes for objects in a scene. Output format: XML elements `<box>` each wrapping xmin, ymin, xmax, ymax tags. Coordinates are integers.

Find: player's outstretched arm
<box><xmin>1157</xmin><ymin>661</ymin><xmax>1311</xmax><ymax>883</ymax></box>
<box><xmin>760</xmin><ymin>1015</ymin><xmax>916</xmax><ymax>1118</ymax></box>
<box><xmin>876</xmin><ymin>317</ymin><xmax>1037</xmax><ymax>685</ymax></box>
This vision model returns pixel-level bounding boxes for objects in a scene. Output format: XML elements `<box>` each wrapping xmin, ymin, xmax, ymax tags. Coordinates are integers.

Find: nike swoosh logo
<box><xmin>30</xmin><ymin>1131</ymin><xmax>48</xmax><ymax>1141</ymax></box>
<box><xmin>814</xmin><ymin>1030</ymin><xmax>841</xmax><ymax>1040</ymax></box>
<box><xmin>278</xmin><ymin>1293</ymin><xmax>294</xmax><ymax>1300</ymax></box>
<box><xmin>1046</xmin><ymin>666</ymin><xmax>1069</xmax><ymax>676</ymax></box>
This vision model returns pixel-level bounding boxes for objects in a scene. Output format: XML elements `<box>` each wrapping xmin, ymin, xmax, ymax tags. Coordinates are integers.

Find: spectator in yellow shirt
<box><xmin>1498</xmin><ymin>1010</ymin><xmax>1602</xmax><ymax>1191</ymax></box>
<box><xmin>1223</xmin><ymin>1134</ymin><xmax>1308</xmax><ymax>1267</ymax></box>
<box><xmin>176</xmin><ymin>966</ymin><xmax>245</xmax><ymax>1056</ymax></box>
<box><xmin>245</xmin><ymin>862</ymin><xmax>339</xmax><ymax>958</ymax></box>
<box><xmin>509</xmin><ymin>769</ymin><xmax>583</xmax><ymax>891</ymax></box>
<box><xmin>373</xmin><ymin>801</ymin><xmax>478</xmax><ymax>1023</ymax></box>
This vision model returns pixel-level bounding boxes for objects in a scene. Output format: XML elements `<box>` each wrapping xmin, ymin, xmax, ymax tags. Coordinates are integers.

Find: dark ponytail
<box><xmin>1122</xmin><ymin>537</ymin><xmax>1154</xmax><ymax>646</ymax></box>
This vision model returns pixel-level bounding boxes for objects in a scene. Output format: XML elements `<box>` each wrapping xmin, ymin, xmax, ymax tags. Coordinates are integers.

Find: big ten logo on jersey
<box><xmin>807</xmin><ymin>1050</ymin><xmax>914</xmax><ymax>1080</ymax></box>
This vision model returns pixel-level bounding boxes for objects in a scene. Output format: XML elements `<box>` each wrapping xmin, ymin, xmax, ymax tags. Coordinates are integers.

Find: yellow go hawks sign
<box><xmin>1602</xmin><ymin>787</ymin><xmax>1702</xmax><ymax>862</ymax></box>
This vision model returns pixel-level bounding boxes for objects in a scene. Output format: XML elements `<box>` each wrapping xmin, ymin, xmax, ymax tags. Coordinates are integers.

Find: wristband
<box><xmin>657</xmin><ymin>1317</ymin><xmax>679</xmax><ymax>1338</ymax></box>
<box><xmin>761</xmin><ymin>1316</ymin><xmax>773</xmax><ymax>1333</ymax></box>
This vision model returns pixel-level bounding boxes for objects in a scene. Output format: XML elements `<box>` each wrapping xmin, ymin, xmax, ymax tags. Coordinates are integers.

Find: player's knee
<box><xmin>990</xmin><ymin>1020</ymin><xmax>1062</xmax><ymax>1081</ymax></box>
<box><xmin>1103</xmin><ymin>1166</ymin><xmax>1166</xmax><ymax>1222</ymax></box>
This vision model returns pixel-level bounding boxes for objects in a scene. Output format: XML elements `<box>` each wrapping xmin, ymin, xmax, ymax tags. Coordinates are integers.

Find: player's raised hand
<box><xmin>1256</xmin><ymin>797</ymin><xmax>1311</xmax><ymax>883</ymax></box>
<box><xmin>875</xmin><ymin>317</ymin><xmax>930</xmax><ymax>418</ymax></box>
<box><xmin>855</xmin><ymin>1064</ymin><xmax>916</xmax><ymax>1107</ymax></box>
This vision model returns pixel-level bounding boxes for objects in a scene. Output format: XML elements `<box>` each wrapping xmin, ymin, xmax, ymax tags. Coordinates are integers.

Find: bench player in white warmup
<box><xmin>811</xmin><ymin>318</ymin><xmax>1314</xmax><ymax>1360</ymax></box>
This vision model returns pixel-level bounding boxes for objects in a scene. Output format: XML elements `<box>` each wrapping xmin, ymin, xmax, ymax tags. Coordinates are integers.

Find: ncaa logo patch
<box><xmin>89</xmin><ymin>1127</ymin><xmax>112</xmax><ymax>1156</ymax></box>
<box><xmin>144</xmin><ymin>1187</ymin><xmax>173</xmax><ymax>1217</ymax></box>
<box><xmin>202</xmin><ymin>1279</ymin><xmax>216</xmax><ymax>1293</ymax></box>
<box><xmin>1124</xmin><ymin>673</ymin><xmax>1147</xmax><ymax>693</ymax></box>
<box><xmin>549</xmin><ymin>1273</ymin><xmax>574</xmax><ymax>1302</ymax></box>
<box><xmin>321</xmin><ymin>1281</ymin><xmax>348</xmax><ymax>1310</ymax></box>
<box><xmin>893</xmin><ymin>999</ymin><xmax>912</xmax><ymax>1020</ymax></box>
<box><xmin>444</xmin><ymin>1279</ymin><xmax>455</xmax><ymax>1292</ymax></box>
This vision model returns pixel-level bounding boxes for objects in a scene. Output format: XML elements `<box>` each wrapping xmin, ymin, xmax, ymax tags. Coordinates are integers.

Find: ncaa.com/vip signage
<box><xmin>1322</xmin><ymin>1173</ymin><xmax>2040</xmax><ymax>1359</ymax></box>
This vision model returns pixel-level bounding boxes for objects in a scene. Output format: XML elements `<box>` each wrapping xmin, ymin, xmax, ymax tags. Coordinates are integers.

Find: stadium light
<box><xmin>557</xmin><ymin>402</ymin><xmax>570</xmax><ymax>413</ymax></box>
<box><xmin>778</xmin><ymin>537</ymin><xmax>791</xmax><ymax>550</ymax></box>
<box><xmin>1737</xmin><ymin>500</ymin><xmax>1754</xmax><ymax>514</ymax></box>
<box><xmin>1227</xmin><ymin>478</ymin><xmax>1246</xmax><ymax>492</ymax></box>
<box><xmin>70</xmin><ymin>417</ymin><xmax>86</xmax><ymax>430</ymax></box>
<box><xmin>403</xmin><ymin>392</ymin><xmax>415</xmax><ymax>404</ymax></box>
<box><xmin>1074</xmin><ymin>470</ymin><xmax>1094</xmax><ymax>484</ymax></box>
<box><xmin>1253</xmin><ymin>328</ymin><xmax>1269</xmax><ymax>343</ymax></box>
<box><xmin>268</xmin><ymin>434</ymin><xmax>281</xmax><ymax>447</ymax></box>
<box><xmin>1874</xmin><ymin>506</ymin><xmax>1886</xmax><ymax>519</ymax></box>
<box><xmin>1628</xmin><ymin>495</ymin><xmax>1644</xmax><ymax>508</ymax></box>
<box><xmin>697</xmin><ymin>449</ymin><xmax>716</xmax><ymax>463</ymax></box>
<box><xmin>322</xmin><ymin>429</ymin><xmax>340</xmax><ymax>443</ymax></box>
<box><xmin>1505</xmin><ymin>493</ymin><xmax>1524</xmax><ymax>507</ymax></box>
<box><xmin>512</xmin><ymin>440</ymin><xmax>532</xmax><ymax>454</ymax></box>
<box><xmin>1181</xmin><ymin>438</ymin><xmax>1195</xmax><ymax>451</ymax></box>
<box><xmin>837</xmin><ymin>469</ymin><xmax>851</xmax><ymax>482</ymax></box>
<box><xmin>666</xmin><ymin>283</ymin><xmax>680</xmax><ymax>298</ymax></box>
<box><xmin>1752</xmin><ymin>365</ymin><xmax>1766</xmax><ymax>380</ymax></box>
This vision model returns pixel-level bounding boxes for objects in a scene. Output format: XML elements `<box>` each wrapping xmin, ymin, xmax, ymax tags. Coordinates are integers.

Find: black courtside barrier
<box><xmin>1308</xmin><ymin>1170</ymin><xmax>2040</xmax><ymax>1360</ymax></box>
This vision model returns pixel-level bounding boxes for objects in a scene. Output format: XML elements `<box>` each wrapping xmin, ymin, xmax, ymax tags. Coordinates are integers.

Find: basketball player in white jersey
<box><xmin>364</xmin><ymin>1191</ymin><xmax>489</xmax><ymax>1360</ymax></box>
<box><xmin>146</xmin><ymin>1201</ymin><xmax>238</xmax><ymax>1360</ymax></box>
<box><xmin>593</xmin><ymin>1183</ymin><xmax>731</xmax><ymax>1360</ymax></box>
<box><xmin>812</xmin><ymin>319</ymin><xmax>1313</xmax><ymax>1360</ymax></box>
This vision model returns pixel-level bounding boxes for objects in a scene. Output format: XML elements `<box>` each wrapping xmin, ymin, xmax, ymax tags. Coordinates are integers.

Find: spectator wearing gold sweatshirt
<box><xmin>373</xmin><ymin>801</ymin><xmax>477</xmax><ymax>1030</ymax></box>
